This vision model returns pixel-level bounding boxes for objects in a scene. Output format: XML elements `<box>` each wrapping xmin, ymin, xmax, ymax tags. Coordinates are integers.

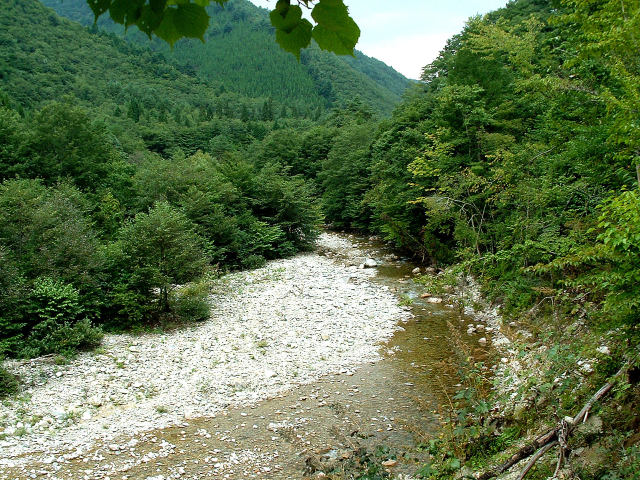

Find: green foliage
<box><xmin>84</xmin><ymin>0</ymin><xmax>360</xmax><ymax>57</ymax></box>
<box><xmin>23</xmin><ymin>102</ymin><xmax>117</xmax><ymax>191</ymax></box>
<box><xmin>86</xmin><ymin>0</ymin><xmax>224</xmax><ymax>45</ymax></box>
<box><xmin>0</xmin><ymin>107</ymin><xmax>24</xmax><ymax>180</ymax></box>
<box><xmin>539</xmin><ymin>189</ymin><xmax>640</xmax><ymax>327</ymax></box>
<box><xmin>116</xmin><ymin>201</ymin><xmax>209</xmax><ymax>318</ymax></box>
<box><xmin>22</xmin><ymin>278</ymin><xmax>103</xmax><ymax>357</ymax></box>
<box><xmin>319</xmin><ymin>120</ymin><xmax>375</xmax><ymax>229</ymax></box>
<box><xmin>0</xmin><ymin>247</ymin><xmax>27</xmax><ymax>356</ymax></box>
<box><xmin>270</xmin><ymin>1</ymin><xmax>312</xmax><ymax>59</ymax></box>
<box><xmin>310</xmin><ymin>0</ymin><xmax>360</xmax><ymax>56</ymax></box>
<box><xmin>593</xmin><ymin>190</ymin><xmax>640</xmax><ymax>321</ymax></box>
<box><xmin>27</xmin><ymin>277</ymin><xmax>85</xmax><ymax>326</ymax></box>
<box><xmin>0</xmin><ymin>179</ymin><xmax>102</xmax><ymax>288</ymax></box>
<box><xmin>24</xmin><ymin>317</ymin><xmax>104</xmax><ymax>358</ymax></box>
<box><xmin>0</xmin><ymin>363</ymin><xmax>19</xmax><ymax>398</ymax></box>
<box><xmin>38</xmin><ymin>0</ymin><xmax>407</xmax><ymax>116</ymax></box>
<box><xmin>169</xmin><ymin>282</ymin><xmax>211</xmax><ymax>323</ymax></box>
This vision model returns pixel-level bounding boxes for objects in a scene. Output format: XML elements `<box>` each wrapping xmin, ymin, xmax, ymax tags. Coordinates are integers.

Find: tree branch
<box><xmin>477</xmin><ymin>362</ymin><xmax>630</xmax><ymax>480</ymax></box>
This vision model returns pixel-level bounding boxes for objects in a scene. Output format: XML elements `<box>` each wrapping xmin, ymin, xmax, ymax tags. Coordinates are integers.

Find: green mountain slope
<box><xmin>39</xmin><ymin>0</ymin><xmax>410</xmax><ymax>115</ymax></box>
<box><xmin>0</xmin><ymin>0</ymin><xmax>319</xmax><ymax>159</ymax></box>
<box><xmin>0</xmin><ymin>0</ymin><xmax>245</xmax><ymax>114</ymax></box>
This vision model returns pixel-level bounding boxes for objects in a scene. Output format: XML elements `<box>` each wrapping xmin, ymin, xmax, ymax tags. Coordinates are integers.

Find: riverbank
<box><xmin>0</xmin><ymin>233</ymin><xmax>411</xmax><ymax>472</ymax></box>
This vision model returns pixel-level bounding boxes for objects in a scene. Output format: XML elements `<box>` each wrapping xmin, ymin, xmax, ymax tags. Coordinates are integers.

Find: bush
<box><xmin>114</xmin><ymin>202</ymin><xmax>209</xmax><ymax>321</ymax></box>
<box><xmin>0</xmin><ymin>362</ymin><xmax>18</xmax><ymax>398</ymax></box>
<box><xmin>170</xmin><ymin>282</ymin><xmax>211</xmax><ymax>323</ymax></box>
<box><xmin>241</xmin><ymin>254</ymin><xmax>267</xmax><ymax>269</ymax></box>
<box><xmin>0</xmin><ymin>246</ymin><xmax>27</xmax><ymax>356</ymax></box>
<box><xmin>22</xmin><ymin>278</ymin><xmax>103</xmax><ymax>357</ymax></box>
<box><xmin>27</xmin><ymin>277</ymin><xmax>84</xmax><ymax>326</ymax></box>
<box><xmin>24</xmin><ymin>318</ymin><xmax>103</xmax><ymax>358</ymax></box>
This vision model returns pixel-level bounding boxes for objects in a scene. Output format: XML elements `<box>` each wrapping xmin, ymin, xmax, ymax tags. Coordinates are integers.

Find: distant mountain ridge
<box><xmin>39</xmin><ymin>0</ymin><xmax>410</xmax><ymax>115</ymax></box>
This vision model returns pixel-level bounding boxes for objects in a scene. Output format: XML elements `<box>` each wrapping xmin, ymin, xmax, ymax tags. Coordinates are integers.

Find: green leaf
<box><xmin>270</xmin><ymin>1</ymin><xmax>313</xmax><ymax>59</ymax></box>
<box><xmin>447</xmin><ymin>458</ymin><xmax>461</xmax><ymax>470</ymax></box>
<box><xmin>416</xmin><ymin>462</ymin><xmax>437</xmax><ymax>478</ymax></box>
<box><xmin>149</xmin><ymin>0</ymin><xmax>168</xmax><ymax>14</ymax></box>
<box><xmin>275</xmin><ymin>19</ymin><xmax>313</xmax><ymax>59</ymax></box>
<box><xmin>311</xmin><ymin>0</ymin><xmax>360</xmax><ymax>55</ymax></box>
<box><xmin>270</xmin><ymin>1</ymin><xmax>303</xmax><ymax>33</ymax></box>
<box><xmin>155</xmin><ymin>3</ymin><xmax>210</xmax><ymax>46</ymax></box>
<box><xmin>109</xmin><ymin>0</ymin><xmax>145</xmax><ymax>26</ymax></box>
<box><xmin>137</xmin><ymin>4</ymin><xmax>166</xmax><ymax>37</ymax></box>
<box><xmin>87</xmin><ymin>0</ymin><xmax>111</xmax><ymax>20</ymax></box>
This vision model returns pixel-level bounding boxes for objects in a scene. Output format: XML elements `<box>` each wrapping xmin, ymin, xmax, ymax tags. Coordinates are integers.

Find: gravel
<box><xmin>0</xmin><ymin>232</ymin><xmax>409</xmax><ymax>466</ymax></box>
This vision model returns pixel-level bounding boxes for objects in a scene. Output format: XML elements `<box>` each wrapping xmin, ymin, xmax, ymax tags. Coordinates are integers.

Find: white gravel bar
<box><xmin>0</xmin><ymin>232</ymin><xmax>409</xmax><ymax>465</ymax></box>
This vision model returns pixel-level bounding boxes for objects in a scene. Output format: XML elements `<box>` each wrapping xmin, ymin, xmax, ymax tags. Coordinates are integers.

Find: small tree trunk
<box><xmin>636</xmin><ymin>161</ymin><xmax>640</xmax><ymax>189</ymax></box>
<box><xmin>161</xmin><ymin>286</ymin><xmax>169</xmax><ymax>313</ymax></box>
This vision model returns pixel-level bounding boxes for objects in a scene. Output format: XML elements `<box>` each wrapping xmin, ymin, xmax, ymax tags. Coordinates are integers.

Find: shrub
<box><xmin>241</xmin><ymin>254</ymin><xmax>267</xmax><ymax>269</ymax></box>
<box><xmin>24</xmin><ymin>318</ymin><xmax>103</xmax><ymax>358</ymax></box>
<box><xmin>115</xmin><ymin>202</ymin><xmax>209</xmax><ymax>321</ymax></box>
<box><xmin>0</xmin><ymin>363</ymin><xmax>18</xmax><ymax>398</ymax></box>
<box><xmin>170</xmin><ymin>282</ymin><xmax>211</xmax><ymax>323</ymax></box>
<box><xmin>22</xmin><ymin>278</ymin><xmax>103</xmax><ymax>357</ymax></box>
<box><xmin>27</xmin><ymin>277</ymin><xmax>84</xmax><ymax>325</ymax></box>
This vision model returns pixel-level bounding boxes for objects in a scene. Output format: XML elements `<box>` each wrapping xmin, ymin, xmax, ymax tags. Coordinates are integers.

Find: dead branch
<box><xmin>518</xmin><ymin>440</ymin><xmax>558</xmax><ymax>480</ymax></box>
<box><xmin>477</xmin><ymin>362</ymin><xmax>630</xmax><ymax>480</ymax></box>
<box><xmin>477</xmin><ymin>429</ymin><xmax>556</xmax><ymax>480</ymax></box>
<box><xmin>11</xmin><ymin>353</ymin><xmax>57</xmax><ymax>366</ymax></box>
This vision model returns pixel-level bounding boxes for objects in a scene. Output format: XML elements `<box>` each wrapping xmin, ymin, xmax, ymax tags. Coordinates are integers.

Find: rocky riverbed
<box><xmin>0</xmin><ymin>233</ymin><xmax>412</xmax><ymax>473</ymax></box>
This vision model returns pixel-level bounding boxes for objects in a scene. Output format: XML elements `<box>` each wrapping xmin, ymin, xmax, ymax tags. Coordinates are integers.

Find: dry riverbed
<box><xmin>0</xmin><ymin>233</ymin><xmax>412</xmax><ymax>478</ymax></box>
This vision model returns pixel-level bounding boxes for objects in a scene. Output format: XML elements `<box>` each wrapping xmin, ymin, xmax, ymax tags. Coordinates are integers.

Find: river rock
<box><xmin>364</xmin><ymin>258</ymin><xmax>378</xmax><ymax>268</ymax></box>
<box><xmin>412</xmin><ymin>267</ymin><xmax>421</xmax><ymax>274</ymax></box>
<box><xmin>426</xmin><ymin>297</ymin><xmax>443</xmax><ymax>304</ymax></box>
<box><xmin>0</xmin><ymin>231</ymin><xmax>411</xmax><ymax>465</ymax></box>
<box><xmin>478</xmin><ymin>337</ymin><xmax>487</xmax><ymax>345</ymax></box>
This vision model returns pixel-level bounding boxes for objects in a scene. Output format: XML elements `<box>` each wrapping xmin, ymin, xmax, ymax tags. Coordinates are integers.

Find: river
<box><xmin>0</xmin><ymin>232</ymin><xmax>495</xmax><ymax>480</ymax></box>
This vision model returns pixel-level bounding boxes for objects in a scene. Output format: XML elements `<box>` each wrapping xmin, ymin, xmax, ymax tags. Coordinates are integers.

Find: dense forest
<box><xmin>1</xmin><ymin>0</ymin><xmax>640</xmax><ymax>477</ymax></box>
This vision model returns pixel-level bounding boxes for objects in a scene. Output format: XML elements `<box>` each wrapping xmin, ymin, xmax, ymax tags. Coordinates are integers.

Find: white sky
<box><xmin>249</xmin><ymin>0</ymin><xmax>510</xmax><ymax>79</ymax></box>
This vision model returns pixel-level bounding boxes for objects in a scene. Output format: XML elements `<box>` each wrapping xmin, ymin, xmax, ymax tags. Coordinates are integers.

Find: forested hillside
<box><xmin>41</xmin><ymin>0</ymin><xmax>410</xmax><ymax>115</ymax></box>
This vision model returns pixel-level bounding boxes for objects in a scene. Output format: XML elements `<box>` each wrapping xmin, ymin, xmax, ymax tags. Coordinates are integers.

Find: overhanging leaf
<box><xmin>137</xmin><ymin>4</ymin><xmax>166</xmax><ymax>37</ymax></box>
<box><xmin>87</xmin><ymin>0</ymin><xmax>111</xmax><ymax>21</ymax></box>
<box><xmin>155</xmin><ymin>3</ymin><xmax>209</xmax><ymax>46</ymax></box>
<box><xmin>311</xmin><ymin>0</ymin><xmax>360</xmax><ymax>55</ymax></box>
<box><xmin>270</xmin><ymin>1</ymin><xmax>313</xmax><ymax>58</ymax></box>
<box><xmin>275</xmin><ymin>18</ymin><xmax>312</xmax><ymax>59</ymax></box>
<box><xmin>109</xmin><ymin>0</ymin><xmax>145</xmax><ymax>27</ymax></box>
<box><xmin>270</xmin><ymin>1</ymin><xmax>303</xmax><ymax>33</ymax></box>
